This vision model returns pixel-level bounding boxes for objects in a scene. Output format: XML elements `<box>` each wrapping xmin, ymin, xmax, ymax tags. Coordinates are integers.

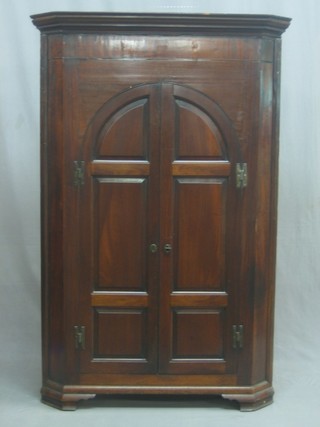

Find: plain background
<box><xmin>1</xmin><ymin>0</ymin><xmax>319</xmax><ymax>426</ymax></box>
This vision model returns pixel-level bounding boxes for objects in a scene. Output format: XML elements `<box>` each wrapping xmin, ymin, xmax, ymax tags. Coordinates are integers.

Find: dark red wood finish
<box><xmin>32</xmin><ymin>12</ymin><xmax>290</xmax><ymax>411</ymax></box>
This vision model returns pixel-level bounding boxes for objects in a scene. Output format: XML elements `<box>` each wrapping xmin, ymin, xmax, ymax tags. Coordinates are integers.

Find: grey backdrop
<box><xmin>1</xmin><ymin>1</ymin><xmax>319</xmax><ymax>426</ymax></box>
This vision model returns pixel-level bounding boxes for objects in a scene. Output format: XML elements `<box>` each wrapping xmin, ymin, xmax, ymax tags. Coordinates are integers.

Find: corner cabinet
<box><xmin>31</xmin><ymin>12</ymin><xmax>290</xmax><ymax>411</ymax></box>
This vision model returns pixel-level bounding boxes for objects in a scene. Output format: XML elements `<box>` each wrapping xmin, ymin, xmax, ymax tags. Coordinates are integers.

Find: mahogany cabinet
<box><xmin>31</xmin><ymin>12</ymin><xmax>290</xmax><ymax>411</ymax></box>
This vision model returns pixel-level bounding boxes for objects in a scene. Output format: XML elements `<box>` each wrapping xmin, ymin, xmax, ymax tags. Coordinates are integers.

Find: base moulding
<box><xmin>41</xmin><ymin>381</ymin><xmax>274</xmax><ymax>412</ymax></box>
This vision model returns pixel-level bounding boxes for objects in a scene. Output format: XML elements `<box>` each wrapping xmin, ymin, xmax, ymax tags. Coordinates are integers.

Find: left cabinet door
<box><xmin>72</xmin><ymin>83</ymin><xmax>162</xmax><ymax>375</ymax></box>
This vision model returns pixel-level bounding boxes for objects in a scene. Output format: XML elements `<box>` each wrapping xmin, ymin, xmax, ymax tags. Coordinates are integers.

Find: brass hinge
<box><xmin>232</xmin><ymin>325</ymin><xmax>244</xmax><ymax>349</ymax></box>
<box><xmin>236</xmin><ymin>163</ymin><xmax>248</xmax><ymax>188</ymax></box>
<box><xmin>74</xmin><ymin>326</ymin><xmax>85</xmax><ymax>350</ymax></box>
<box><xmin>73</xmin><ymin>161</ymin><xmax>85</xmax><ymax>186</ymax></box>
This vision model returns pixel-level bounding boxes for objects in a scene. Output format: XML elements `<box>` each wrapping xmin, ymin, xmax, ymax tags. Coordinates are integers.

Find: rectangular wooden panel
<box><xmin>174</xmin><ymin>178</ymin><xmax>227</xmax><ymax>291</ymax></box>
<box><xmin>170</xmin><ymin>292</ymin><xmax>228</xmax><ymax>308</ymax></box>
<box><xmin>94</xmin><ymin>177</ymin><xmax>148</xmax><ymax>291</ymax></box>
<box><xmin>172</xmin><ymin>309</ymin><xmax>225</xmax><ymax>359</ymax></box>
<box><xmin>49</xmin><ymin>34</ymin><xmax>272</xmax><ymax>62</ymax></box>
<box><xmin>91</xmin><ymin>161</ymin><xmax>150</xmax><ymax>176</ymax></box>
<box><xmin>94</xmin><ymin>309</ymin><xmax>147</xmax><ymax>359</ymax></box>
<box><xmin>172</xmin><ymin>161</ymin><xmax>230</xmax><ymax>176</ymax></box>
<box><xmin>91</xmin><ymin>292</ymin><xmax>149</xmax><ymax>307</ymax></box>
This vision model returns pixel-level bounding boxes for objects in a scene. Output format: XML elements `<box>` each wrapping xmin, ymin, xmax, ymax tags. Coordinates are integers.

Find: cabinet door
<box><xmin>158</xmin><ymin>84</ymin><xmax>241</xmax><ymax>375</ymax></box>
<box><xmin>78</xmin><ymin>84</ymin><xmax>161</xmax><ymax>374</ymax></box>
<box><xmin>76</xmin><ymin>82</ymin><xmax>243</xmax><ymax>377</ymax></box>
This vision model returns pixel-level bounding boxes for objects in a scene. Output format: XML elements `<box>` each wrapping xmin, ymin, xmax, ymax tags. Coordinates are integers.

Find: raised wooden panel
<box><xmin>91</xmin><ymin>292</ymin><xmax>149</xmax><ymax>308</ymax></box>
<box><xmin>91</xmin><ymin>160</ymin><xmax>150</xmax><ymax>177</ymax></box>
<box><xmin>174</xmin><ymin>99</ymin><xmax>224</xmax><ymax>160</ymax></box>
<box><xmin>172</xmin><ymin>309</ymin><xmax>224</xmax><ymax>359</ymax></box>
<box><xmin>172</xmin><ymin>160</ymin><xmax>230</xmax><ymax>177</ymax></box>
<box><xmin>94</xmin><ymin>309</ymin><xmax>147</xmax><ymax>359</ymax></box>
<box><xmin>170</xmin><ymin>292</ymin><xmax>228</xmax><ymax>308</ymax></box>
<box><xmin>94</xmin><ymin>177</ymin><xmax>148</xmax><ymax>291</ymax></box>
<box><xmin>96</xmin><ymin>98</ymin><xmax>149</xmax><ymax>160</ymax></box>
<box><xmin>174</xmin><ymin>178</ymin><xmax>227</xmax><ymax>291</ymax></box>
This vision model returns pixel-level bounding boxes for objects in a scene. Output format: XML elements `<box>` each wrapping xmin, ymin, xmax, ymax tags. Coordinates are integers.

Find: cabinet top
<box><xmin>31</xmin><ymin>12</ymin><xmax>291</xmax><ymax>37</ymax></box>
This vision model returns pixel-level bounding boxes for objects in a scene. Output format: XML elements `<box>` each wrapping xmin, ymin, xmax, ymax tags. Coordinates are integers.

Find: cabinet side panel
<box><xmin>40</xmin><ymin>33</ymin><xmax>49</xmax><ymax>384</ymax></box>
<box><xmin>266</xmin><ymin>38</ymin><xmax>282</xmax><ymax>384</ymax></box>
<box><xmin>251</xmin><ymin>52</ymin><xmax>276</xmax><ymax>384</ymax></box>
<box><xmin>42</xmin><ymin>37</ymin><xmax>66</xmax><ymax>384</ymax></box>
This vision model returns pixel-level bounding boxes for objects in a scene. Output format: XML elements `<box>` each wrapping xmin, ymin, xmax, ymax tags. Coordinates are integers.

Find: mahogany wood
<box><xmin>32</xmin><ymin>12</ymin><xmax>290</xmax><ymax>411</ymax></box>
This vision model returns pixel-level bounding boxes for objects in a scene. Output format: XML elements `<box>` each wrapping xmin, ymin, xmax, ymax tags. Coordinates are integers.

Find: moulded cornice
<box><xmin>31</xmin><ymin>12</ymin><xmax>291</xmax><ymax>37</ymax></box>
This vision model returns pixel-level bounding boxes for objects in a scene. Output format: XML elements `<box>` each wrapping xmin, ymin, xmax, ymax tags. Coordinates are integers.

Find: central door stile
<box><xmin>158</xmin><ymin>83</ymin><xmax>176</xmax><ymax>373</ymax></box>
<box><xmin>146</xmin><ymin>83</ymin><xmax>162</xmax><ymax>374</ymax></box>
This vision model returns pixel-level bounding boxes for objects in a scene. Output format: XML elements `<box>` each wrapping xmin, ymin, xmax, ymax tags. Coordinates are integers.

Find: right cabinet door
<box><xmin>158</xmin><ymin>83</ymin><xmax>246</xmax><ymax>375</ymax></box>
